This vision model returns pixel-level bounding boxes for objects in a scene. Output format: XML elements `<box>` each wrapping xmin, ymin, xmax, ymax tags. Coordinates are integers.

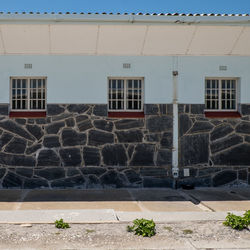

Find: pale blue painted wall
<box><xmin>0</xmin><ymin>55</ymin><xmax>249</xmax><ymax>104</ymax></box>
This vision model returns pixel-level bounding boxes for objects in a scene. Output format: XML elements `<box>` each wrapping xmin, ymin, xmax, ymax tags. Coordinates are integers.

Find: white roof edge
<box><xmin>0</xmin><ymin>13</ymin><xmax>249</xmax><ymax>25</ymax></box>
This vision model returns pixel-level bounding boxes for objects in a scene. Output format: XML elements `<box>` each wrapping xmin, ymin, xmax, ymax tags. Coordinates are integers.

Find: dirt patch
<box><xmin>0</xmin><ymin>221</ymin><xmax>249</xmax><ymax>249</ymax></box>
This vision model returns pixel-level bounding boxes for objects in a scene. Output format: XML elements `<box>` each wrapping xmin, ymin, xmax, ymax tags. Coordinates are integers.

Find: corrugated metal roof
<box><xmin>0</xmin><ymin>12</ymin><xmax>248</xmax><ymax>16</ymax></box>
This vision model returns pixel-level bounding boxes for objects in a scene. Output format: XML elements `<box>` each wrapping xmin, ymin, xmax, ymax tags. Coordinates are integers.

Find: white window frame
<box><xmin>10</xmin><ymin>76</ymin><xmax>47</xmax><ymax>111</ymax></box>
<box><xmin>205</xmin><ymin>77</ymin><xmax>238</xmax><ymax>112</ymax></box>
<box><xmin>108</xmin><ymin>77</ymin><xmax>144</xmax><ymax>112</ymax></box>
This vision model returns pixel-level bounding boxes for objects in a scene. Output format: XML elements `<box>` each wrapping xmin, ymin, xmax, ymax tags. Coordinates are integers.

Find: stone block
<box><xmin>66</xmin><ymin>168</ymin><xmax>80</xmax><ymax>177</ymax></box>
<box><xmin>190</xmin><ymin>104</ymin><xmax>205</xmax><ymax>114</ymax></box>
<box><xmin>144</xmin><ymin>104</ymin><xmax>159</xmax><ymax>115</ymax></box>
<box><xmin>181</xmin><ymin>134</ymin><xmax>209</xmax><ymax>166</ymax></box>
<box><xmin>241</xmin><ymin>104</ymin><xmax>250</xmax><ymax>115</ymax></box>
<box><xmin>26</xmin><ymin>143</ymin><xmax>42</xmax><ymax>155</ymax></box>
<box><xmin>45</xmin><ymin>121</ymin><xmax>65</xmax><ymax>134</ymax></box>
<box><xmin>178</xmin><ymin>176</ymin><xmax>211</xmax><ymax>188</ymax></box>
<box><xmin>212</xmin><ymin>144</ymin><xmax>250</xmax><ymax>165</ymax></box>
<box><xmin>16</xmin><ymin>168</ymin><xmax>33</xmax><ymax>178</ymax></box>
<box><xmin>189</xmin><ymin>121</ymin><xmax>213</xmax><ymax>134</ymax></box>
<box><xmin>35</xmin><ymin>168</ymin><xmax>65</xmax><ymax>180</ymax></box>
<box><xmin>0</xmin><ymin>168</ymin><xmax>6</xmax><ymax>179</ymax></box>
<box><xmin>246</xmin><ymin>136</ymin><xmax>250</xmax><ymax>143</ymax></box>
<box><xmin>139</xmin><ymin>167</ymin><xmax>168</xmax><ymax>177</ymax></box>
<box><xmin>156</xmin><ymin>149</ymin><xmax>172</xmax><ymax>166</ymax></box>
<box><xmin>36</xmin><ymin>118</ymin><xmax>47</xmax><ymax>124</ymax></box>
<box><xmin>2</xmin><ymin>172</ymin><xmax>22</xmax><ymax>188</ymax></box>
<box><xmin>114</xmin><ymin>119</ymin><xmax>144</xmax><ymax>130</ymax></box>
<box><xmin>0</xmin><ymin>120</ymin><xmax>34</xmax><ymax>141</ymax></box>
<box><xmin>76</xmin><ymin>115</ymin><xmax>88</xmax><ymax>123</ymax></box>
<box><xmin>160</xmin><ymin>132</ymin><xmax>172</xmax><ymax>149</ymax></box>
<box><xmin>210</xmin><ymin>124</ymin><xmax>234</xmax><ymax>141</ymax></box>
<box><xmin>52</xmin><ymin>113</ymin><xmax>72</xmax><ymax>122</ymax></box>
<box><xmin>15</xmin><ymin>119</ymin><xmax>26</xmax><ymax>125</ymax></box>
<box><xmin>4</xmin><ymin>137</ymin><xmax>27</xmax><ymax>154</ymax></box>
<box><xmin>59</xmin><ymin>148</ymin><xmax>82</xmax><ymax>167</ymax></box>
<box><xmin>238</xmin><ymin>169</ymin><xmax>247</xmax><ymax>181</ymax></box>
<box><xmin>86</xmin><ymin>175</ymin><xmax>102</xmax><ymax>188</ymax></box>
<box><xmin>51</xmin><ymin>175</ymin><xmax>86</xmax><ymax>188</ymax></box>
<box><xmin>123</xmin><ymin>169</ymin><xmax>141</xmax><ymax>183</ymax></box>
<box><xmin>159</xmin><ymin>104</ymin><xmax>167</xmax><ymax>115</ymax></box>
<box><xmin>80</xmin><ymin>167</ymin><xmax>106</xmax><ymax>176</ymax></box>
<box><xmin>88</xmin><ymin>130</ymin><xmax>114</xmax><ymax>146</ymax></box>
<box><xmin>210</xmin><ymin>134</ymin><xmax>243</xmax><ymax>154</ymax></box>
<box><xmin>235</xmin><ymin>121</ymin><xmax>250</xmax><ymax>134</ymax></box>
<box><xmin>47</xmin><ymin>104</ymin><xmax>65</xmax><ymax>116</ymax></box>
<box><xmin>213</xmin><ymin>170</ymin><xmax>237</xmax><ymax>187</ymax></box>
<box><xmin>83</xmin><ymin>147</ymin><xmax>100</xmax><ymax>166</ymax></box>
<box><xmin>93</xmin><ymin>104</ymin><xmax>107</xmax><ymax>117</ymax></box>
<box><xmin>67</xmin><ymin>104</ymin><xmax>90</xmax><ymax>114</ymax></box>
<box><xmin>100</xmin><ymin>170</ymin><xmax>127</xmax><ymax>188</ymax></box>
<box><xmin>0</xmin><ymin>152</ymin><xmax>35</xmax><ymax>166</ymax></box>
<box><xmin>93</xmin><ymin>120</ymin><xmax>113</xmax><ymax>132</ymax></box>
<box><xmin>178</xmin><ymin>104</ymin><xmax>184</xmax><ymax>113</ymax></box>
<box><xmin>115</xmin><ymin>129</ymin><xmax>143</xmax><ymax>143</ymax></box>
<box><xmin>65</xmin><ymin>118</ymin><xmax>75</xmax><ymax>127</ymax></box>
<box><xmin>23</xmin><ymin>178</ymin><xmax>49</xmax><ymax>189</ymax></box>
<box><xmin>179</xmin><ymin>114</ymin><xmax>192</xmax><ymax>136</ymax></box>
<box><xmin>0</xmin><ymin>104</ymin><xmax>9</xmax><ymax>115</ymax></box>
<box><xmin>77</xmin><ymin>119</ymin><xmax>93</xmax><ymax>132</ymax></box>
<box><xmin>131</xmin><ymin>144</ymin><xmax>155</xmax><ymax>166</ymax></box>
<box><xmin>146</xmin><ymin>116</ymin><xmax>172</xmax><ymax>132</ymax></box>
<box><xmin>26</xmin><ymin>125</ymin><xmax>44</xmax><ymax>140</ymax></box>
<box><xmin>167</xmin><ymin>104</ymin><xmax>173</xmax><ymax>114</ymax></box>
<box><xmin>146</xmin><ymin>133</ymin><xmax>161</xmax><ymax>143</ymax></box>
<box><xmin>37</xmin><ymin>149</ymin><xmax>60</xmax><ymax>166</ymax></box>
<box><xmin>0</xmin><ymin>132</ymin><xmax>13</xmax><ymax>149</ymax></box>
<box><xmin>198</xmin><ymin>167</ymin><xmax>221</xmax><ymax>177</ymax></box>
<box><xmin>61</xmin><ymin>128</ymin><xmax>86</xmax><ymax>146</ymax></box>
<box><xmin>102</xmin><ymin>144</ymin><xmax>127</xmax><ymax>166</ymax></box>
<box><xmin>43</xmin><ymin>136</ymin><xmax>60</xmax><ymax>148</ymax></box>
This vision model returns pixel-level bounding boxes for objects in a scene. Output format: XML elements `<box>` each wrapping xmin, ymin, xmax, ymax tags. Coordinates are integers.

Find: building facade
<box><xmin>0</xmin><ymin>13</ymin><xmax>249</xmax><ymax>188</ymax></box>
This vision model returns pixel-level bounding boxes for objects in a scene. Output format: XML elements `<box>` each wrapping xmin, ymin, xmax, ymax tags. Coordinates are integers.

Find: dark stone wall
<box><xmin>0</xmin><ymin>102</ymin><xmax>249</xmax><ymax>189</ymax></box>
<box><xmin>179</xmin><ymin>104</ymin><xmax>250</xmax><ymax>187</ymax></box>
<box><xmin>0</xmin><ymin>103</ymin><xmax>173</xmax><ymax>189</ymax></box>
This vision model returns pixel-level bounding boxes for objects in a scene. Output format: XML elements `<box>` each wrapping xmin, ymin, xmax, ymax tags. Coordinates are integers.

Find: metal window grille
<box><xmin>11</xmin><ymin>77</ymin><xmax>46</xmax><ymax>111</ymax></box>
<box><xmin>108</xmin><ymin>78</ymin><xmax>143</xmax><ymax>111</ymax></box>
<box><xmin>205</xmin><ymin>78</ymin><xmax>237</xmax><ymax>110</ymax></box>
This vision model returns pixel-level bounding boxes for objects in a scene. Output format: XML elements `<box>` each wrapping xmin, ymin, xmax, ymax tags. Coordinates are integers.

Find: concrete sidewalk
<box><xmin>0</xmin><ymin>187</ymin><xmax>249</xmax><ymax>223</ymax></box>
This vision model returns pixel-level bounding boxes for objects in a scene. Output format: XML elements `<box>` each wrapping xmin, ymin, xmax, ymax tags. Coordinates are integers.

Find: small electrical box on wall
<box><xmin>183</xmin><ymin>168</ymin><xmax>190</xmax><ymax>177</ymax></box>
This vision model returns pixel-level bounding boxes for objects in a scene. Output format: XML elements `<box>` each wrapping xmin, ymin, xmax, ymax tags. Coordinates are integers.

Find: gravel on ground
<box><xmin>0</xmin><ymin>221</ymin><xmax>249</xmax><ymax>249</ymax></box>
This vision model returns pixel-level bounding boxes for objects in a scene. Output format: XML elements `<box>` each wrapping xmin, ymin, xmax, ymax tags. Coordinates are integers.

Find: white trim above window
<box><xmin>10</xmin><ymin>77</ymin><xmax>47</xmax><ymax>111</ymax></box>
<box><xmin>108</xmin><ymin>77</ymin><xmax>144</xmax><ymax>112</ymax></box>
<box><xmin>205</xmin><ymin>77</ymin><xmax>238</xmax><ymax>111</ymax></box>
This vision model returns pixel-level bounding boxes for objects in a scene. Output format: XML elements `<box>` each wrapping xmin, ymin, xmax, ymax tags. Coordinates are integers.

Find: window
<box><xmin>108</xmin><ymin>78</ymin><xmax>143</xmax><ymax>111</ymax></box>
<box><xmin>205</xmin><ymin>78</ymin><xmax>237</xmax><ymax>111</ymax></box>
<box><xmin>10</xmin><ymin>77</ymin><xmax>46</xmax><ymax>111</ymax></box>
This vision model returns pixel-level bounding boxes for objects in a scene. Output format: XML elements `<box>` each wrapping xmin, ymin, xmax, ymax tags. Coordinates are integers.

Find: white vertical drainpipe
<box><xmin>172</xmin><ymin>57</ymin><xmax>179</xmax><ymax>179</ymax></box>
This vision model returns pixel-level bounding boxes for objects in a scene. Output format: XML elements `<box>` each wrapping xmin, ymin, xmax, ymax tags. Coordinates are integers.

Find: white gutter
<box><xmin>172</xmin><ymin>57</ymin><xmax>179</xmax><ymax>179</ymax></box>
<box><xmin>0</xmin><ymin>14</ymin><xmax>249</xmax><ymax>26</ymax></box>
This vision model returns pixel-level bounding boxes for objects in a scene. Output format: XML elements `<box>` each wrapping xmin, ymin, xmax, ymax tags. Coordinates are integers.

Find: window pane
<box><xmin>12</xmin><ymin>100</ymin><xmax>16</xmax><ymax>109</ymax></box>
<box><xmin>22</xmin><ymin>79</ymin><xmax>27</xmax><ymax>88</ymax></box>
<box><xmin>17</xmin><ymin>100</ymin><xmax>21</xmax><ymax>109</ymax></box>
<box><xmin>134</xmin><ymin>80</ymin><xmax>138</xmax><ymax>88</ymax></box>
<box><xmin>17</xmin><ymin>79</ymin><xmax>21</xmax><ymax>88</ymax></box>
<box><xmin>22</xmin><ymin>100</ymin><xmax>27</xmax><ymax>109</ymax></box>
<box><xmin>12</xmin><ymin>79</ymin><xmax>16</xmax><ymax>88</ymax></box>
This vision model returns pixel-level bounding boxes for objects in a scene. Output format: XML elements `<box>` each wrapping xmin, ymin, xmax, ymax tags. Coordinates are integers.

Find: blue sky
<box><xmin>0</xmin><ymin>0</ymin><xmax>250</xmax><ymax>14</ymax></box>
